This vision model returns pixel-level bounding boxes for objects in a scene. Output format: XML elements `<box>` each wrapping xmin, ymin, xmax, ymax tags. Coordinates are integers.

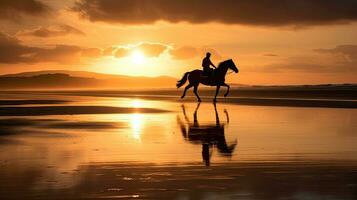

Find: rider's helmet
<box><xmin>206</xmin><ymin>52</ymin><xmax>211</xmax><ymax>57</ymax></box>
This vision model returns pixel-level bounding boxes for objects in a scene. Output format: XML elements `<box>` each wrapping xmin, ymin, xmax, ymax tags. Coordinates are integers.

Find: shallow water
<box><xmin>0</xmin><ymin>93</ymin><xmax>357</xmax><ymax>199</ymax></box>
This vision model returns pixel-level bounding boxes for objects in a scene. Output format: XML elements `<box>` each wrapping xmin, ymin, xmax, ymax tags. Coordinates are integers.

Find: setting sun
<box><xmin>131</xmin><ymin>50</ymin><xmax>145</xmax><ymax>64</ymax></box>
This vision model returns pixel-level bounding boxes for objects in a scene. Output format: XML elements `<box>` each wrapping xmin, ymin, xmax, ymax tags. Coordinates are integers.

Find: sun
<box><xmin>131</xmin><ymin>50</ymin><xmax>145</xmax><ymax>64</ymax></box>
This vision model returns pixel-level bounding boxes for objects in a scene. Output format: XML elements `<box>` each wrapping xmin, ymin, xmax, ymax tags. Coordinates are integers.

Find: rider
<box><xmin>202</xmin><ymin>52</ymin><xmax>216</xmax><ymax>77</ymax></box>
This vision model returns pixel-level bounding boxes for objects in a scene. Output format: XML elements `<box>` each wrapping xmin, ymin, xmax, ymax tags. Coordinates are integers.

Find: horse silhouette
<box><xmin>176</xmin><ymin>59</ymin><xmax>239</xmax><ymax>102</ymax></box>
<box><xmin>177</xmin><ymin>103</ymin><xmax>237</xmax><ymax>166</ymax></box>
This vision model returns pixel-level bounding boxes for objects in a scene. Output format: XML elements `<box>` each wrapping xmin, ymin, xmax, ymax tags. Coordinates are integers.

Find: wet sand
<box><xmin>0</xmin><ymin>92</ymin><xmax>356</xmax><ymax>199</ymax></box>
<box><xmin>21</xmin><ymin>90</ymin><xmax>357</xmax><ymax>108</ymax></box>
<box><xmin>0</xmin><ymin>99</ymin><xmax>70</xmax><ymax>105</ymax></box>
<box><xmin>1</xmin><ymin>161</ymin><xmax>357</xmax><ymax>200</ymax></box>
<box><xmin>0</xmin><ymin>106</ymin><xmax>168</xmax><ymax>116</ymax></box>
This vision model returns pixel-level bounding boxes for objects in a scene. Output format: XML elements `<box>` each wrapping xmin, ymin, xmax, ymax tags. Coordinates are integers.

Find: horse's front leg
<box><xmin>193</xmin><ymin>84</ymin><xmax>201</xmax><ymax>102</ymax></box>
<box><xmin>213</xmin><ymin>85</ymin><xmax>220</xmax><ymax>102</ymax></box>
<box><xmin>222</xmin><ymin>83</ymin><xmax>230</xmax><ymax>97</ymax></box>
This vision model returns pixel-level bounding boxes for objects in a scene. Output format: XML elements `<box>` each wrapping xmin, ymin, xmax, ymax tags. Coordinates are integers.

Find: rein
<box><xmin>226</xmin><ymin>69</ymin><xmax>235</xmax><ymax>75</ymax></box>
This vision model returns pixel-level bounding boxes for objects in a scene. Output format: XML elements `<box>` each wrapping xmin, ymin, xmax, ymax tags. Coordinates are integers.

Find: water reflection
<box><xmin>177</xmin><ymin>103</ymin><xmax>237</xmax><ymax>166</ymax></box>
<box><xmin>130</xmin><ymin>114</ymin><xmax>144</xmax><ymax>141</ymax></box>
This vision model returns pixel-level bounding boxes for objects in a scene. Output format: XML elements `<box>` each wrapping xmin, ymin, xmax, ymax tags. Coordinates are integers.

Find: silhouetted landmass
<box><xmin>0</xmin><ymin>71</ymin><xmax>176</xmax><ymax>89</ymax></box>
<box><xmin>0</xmin><ymin>73</ymin><xmax>100</xmax><ymax>89</ymax></box>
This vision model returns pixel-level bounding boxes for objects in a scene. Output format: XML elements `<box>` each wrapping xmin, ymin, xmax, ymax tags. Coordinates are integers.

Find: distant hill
<box><xmin>0</xmin><ymin>70</ymin><xmax>355</xmax><ymax>90</ymax></box>
<box><xmin>0</xmin><ymin>70</ymin><xmax>177</xmax><ymax>89</ymax></box>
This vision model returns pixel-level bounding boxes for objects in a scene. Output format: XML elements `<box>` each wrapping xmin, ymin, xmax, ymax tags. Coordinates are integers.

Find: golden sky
<box><xmin>0</xmin><ymin>0</ymin><xmax>357</xmax><ymax>85</ymax></box>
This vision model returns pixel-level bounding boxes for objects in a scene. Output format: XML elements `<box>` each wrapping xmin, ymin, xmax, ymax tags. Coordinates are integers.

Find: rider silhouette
<box><xmin>202</xmin><ymin>52</ymin><xmax>216</xmax><ymax>77</ymax></box>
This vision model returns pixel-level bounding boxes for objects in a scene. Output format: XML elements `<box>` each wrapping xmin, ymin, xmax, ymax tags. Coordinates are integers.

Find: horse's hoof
<box><xmin>181</xmin><ymin>96</ymin><xmax>184</xmax><ymax>99</ymax></box>
<box><xmin>224</xmin><ymin>94</ymin><xmax>228</xmax><ymax>97</ymax></box>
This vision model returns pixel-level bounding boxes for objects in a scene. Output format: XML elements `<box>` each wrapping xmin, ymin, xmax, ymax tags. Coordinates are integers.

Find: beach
<box><xmin>0</xmin><ymin>91</ymin><xmax>356</xmax><ymax>199</ymax></box>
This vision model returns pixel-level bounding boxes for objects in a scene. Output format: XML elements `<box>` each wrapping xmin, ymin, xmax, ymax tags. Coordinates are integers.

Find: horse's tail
<box><xmin>176</xmin><ymin>72</ymin><xmax>190</xmax><ymax>88</ymax></box>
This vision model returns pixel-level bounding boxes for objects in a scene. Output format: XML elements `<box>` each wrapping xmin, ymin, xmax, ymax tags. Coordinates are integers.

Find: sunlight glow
<box><xmin>131</xmin><ymin>99</ymin><xmax>143</xmax><ymax>108</ymax></box>
<box><xmin>131</xmin><ymin>50</ymin><xmax>145</xmax><ymax>64</ymax></box>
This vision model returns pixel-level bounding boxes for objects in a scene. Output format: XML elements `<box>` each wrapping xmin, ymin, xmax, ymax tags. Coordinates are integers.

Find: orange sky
<box><xmin>0</xmin><ymin>0</ymin><xmax>357</xmax><ymax>85</ymax></box>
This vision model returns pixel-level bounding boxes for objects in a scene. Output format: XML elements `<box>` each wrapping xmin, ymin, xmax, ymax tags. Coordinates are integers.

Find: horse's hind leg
<box><xmin>193</xmin><ymin>84</ymin><xmax>201</xmax><ymax>102</ymax></box>
<box><xmin>181</xmin><ymin>83</ymin><xmax>193</xmax><ymax>99</ymax></box>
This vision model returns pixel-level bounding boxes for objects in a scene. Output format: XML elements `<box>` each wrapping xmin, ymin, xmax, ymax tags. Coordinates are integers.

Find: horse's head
<box><xmin>227</xmin><ymin>59</ymin><xmax>239</xmax><ymax>73</ymax></box>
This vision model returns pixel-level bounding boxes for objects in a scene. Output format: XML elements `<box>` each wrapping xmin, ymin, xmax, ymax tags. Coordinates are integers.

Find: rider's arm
<box><xmin>210</xmin><ymin>60</ymin><xmax>217</xmax><ymax>68</ymax></box>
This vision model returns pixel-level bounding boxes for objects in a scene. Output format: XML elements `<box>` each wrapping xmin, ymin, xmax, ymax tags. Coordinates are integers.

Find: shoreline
<box><xmin>1</xmin><ymin>90</ymin><xmax>357</xmax><ymax>109</ymax></box>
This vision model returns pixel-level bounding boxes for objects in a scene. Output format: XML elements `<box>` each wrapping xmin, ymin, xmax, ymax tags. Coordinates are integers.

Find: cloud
<box><xmin>257</xmin><ymin>45</ymin><xmax>357</xmax><ymax>74</ymax></box>
<box><xmin>108</xmin><ymin>43</ymin><xmax>222</xmax><ymax>61</ymax></box>
<box><xmin>18</xmin><ymin>25</ymin><xmax>85</xmax><ymax>37</ymax></box>
<box><xmin>30</xmin><ymin>45</ymin><xmax>83</xmax><ymax>64</ymax></box>
<box><xmin>170</xmin><ymin>46</ymin><xmax>198</xmax><ymax>60</ymax></box>
<box><xmin>103</xmin><ymin>46</ymin><xmax>116</xmax><ymax>56</ymax></box>
<box><xmin>72</xmin><ymin>0</ymin><xmax>357</xmax><ymax>27</ymax></box>
<box><xmin>0</xmin><ymin>0</ymin><xmax>49</xmax><ymax>20</ymax></box>
<box><xmin>135</xmin><ymin>43</ymin><xmax>168</xmax><ymax>57</ymax></box>
<box><xmin>114</xmin><ymin>47</ymin><xmax>130</xmax><ymax>58</ymax></box>
<box><xmin>169</xmin><ymin>46</ymin><xmax>222</xmax><ymax>60</ymax></box>
<box><xmin>314</xmin><ymin>45</ymin><xmax>357</xmax><ymax>58</ymax></box>
<box><xmin>260</xmin><ymin>62</ymin><xmax>333</xmax><ymax>73</ymax></box>
<box><xmin>112</xmin><ymin>42</ymin><xmax>169</xmax><ymax>58</ymax></box>
<box><xmin>263</xmin><ymin>54</ymin><xmax>278</xmax><ymax>57</ymax></box>
<box><xmin>0</xmin><ymin>32</ymin><xmax>100</xmax><ymax>64</ymax></box>
<box><xmin>82</xmin><ymin>47</ymin><xmax>102</xmax><ymax>57</ymax></box>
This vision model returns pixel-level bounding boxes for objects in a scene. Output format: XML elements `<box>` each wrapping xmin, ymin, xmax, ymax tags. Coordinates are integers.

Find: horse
<box><xmin>176</xmin><ymin>59</ymin><xmax>239</xmax><ymax>102</ymax></box>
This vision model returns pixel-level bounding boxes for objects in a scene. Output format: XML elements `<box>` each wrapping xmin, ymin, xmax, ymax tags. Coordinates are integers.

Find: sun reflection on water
<box><xmin>130</xmin><ymin>114</ymin><xmax>144</xmax><ymax>141</ymax></box>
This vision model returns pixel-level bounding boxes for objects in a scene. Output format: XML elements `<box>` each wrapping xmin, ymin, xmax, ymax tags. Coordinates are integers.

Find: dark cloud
<box><xmin>72</xmin><ymin>0</ymin><xmax>357</xmax><ymax>27</ymax></box>
<box><xmin>0</xmin><ymin>32</ymin><xmax>100</xmax><ymax>64</ymax></box>
<box><xmin>18</xmin><ymin>25</ymin><xmax>85</xmax><ymax>37</ymax></box>
<box><xmin>0</xmin><ymin>32</ymin><xmax>38</xmax><ymax>63</ymax></box>
<box><xmin>0</xmin><ymin>0</ymin><xmax>49</xmax><ymax>20</ymax></box>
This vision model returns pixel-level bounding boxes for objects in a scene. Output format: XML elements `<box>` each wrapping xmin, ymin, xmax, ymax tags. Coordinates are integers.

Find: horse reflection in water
<box><xmin>177</xmin><ymin>103</ymin><xmax>237</xmax><ymax>166</ymax></box>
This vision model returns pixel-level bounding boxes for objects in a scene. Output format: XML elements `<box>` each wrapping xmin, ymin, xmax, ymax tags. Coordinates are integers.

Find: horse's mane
<box><xmin>218</xmin><ymin>59</ymin><xmax>232</xmax><ymax>68</ymax></box>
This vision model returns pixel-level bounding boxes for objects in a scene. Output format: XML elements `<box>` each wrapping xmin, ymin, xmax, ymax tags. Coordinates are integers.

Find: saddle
<box><xmin>201</xmin><ymin>69</ymin><xmax>216</xmax><ymax>85</ymax></box>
